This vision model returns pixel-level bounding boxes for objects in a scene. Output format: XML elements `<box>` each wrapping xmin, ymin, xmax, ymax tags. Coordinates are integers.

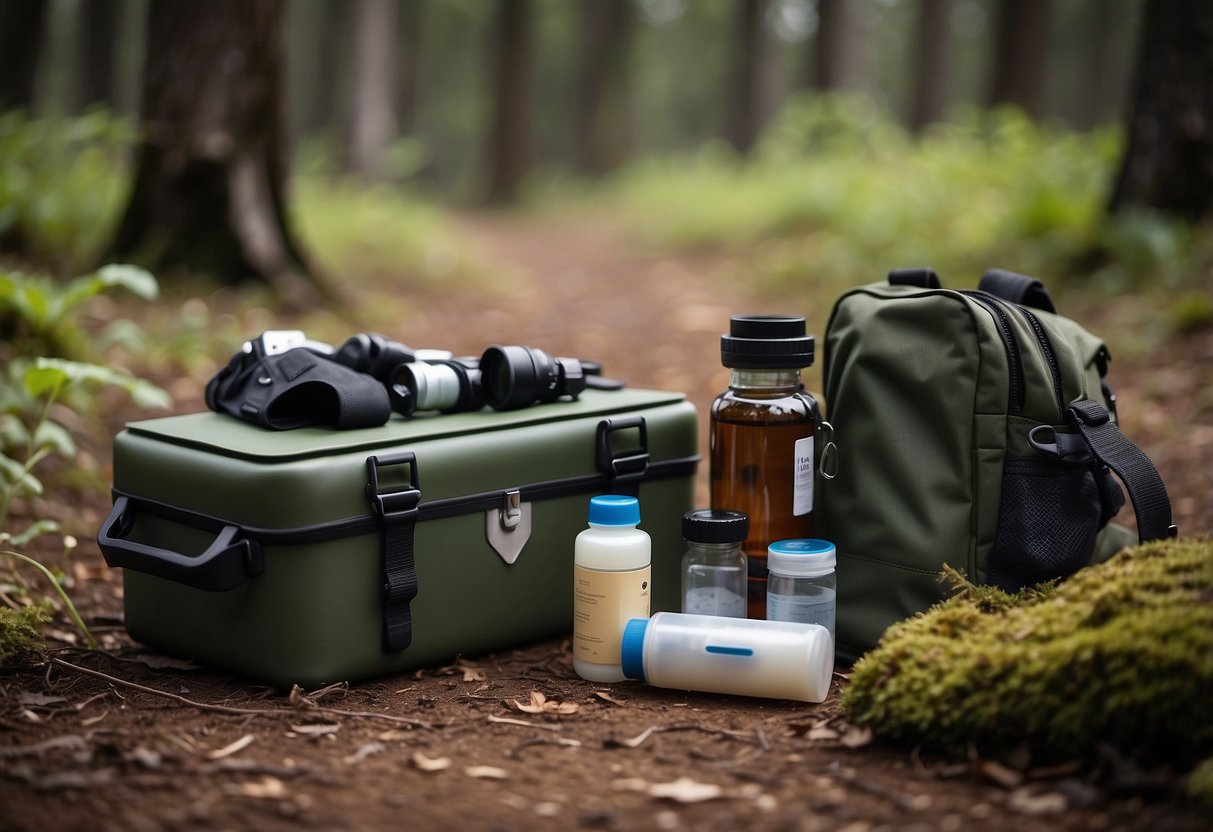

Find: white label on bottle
<box><xmin>793</xmin><ymin>435</ymin><xmax>814</xmax><ymax>516</ymax></box>
<box><xmin>573</xmin><ymin>565</ymin><xmax>650</xmax><ymax>664</ymax></box>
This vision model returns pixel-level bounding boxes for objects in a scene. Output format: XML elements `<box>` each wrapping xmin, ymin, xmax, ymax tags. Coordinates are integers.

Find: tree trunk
<box><xmin>0</xmin><ymin>0</ymin><xmax>49</xmax><ymax>110</ymax></box>
<box><xmin>907</xmin><ymin>0</ymin><xmax>952</xmax><ymax>133</ymax></box>
<box><xmin>813</xmin><ymin>0</ymin><xmax>866</xmax><ymax>92</ymax></box>
<box><xmin>575</xmin><ymin>0</ymin><xmax>632</xmax><ymax>175</ymax></box>
<box><xmin>345</xmin><ymin>0</ymin><xmax>398</xmax><ymax>180</ymax></box>
<box><xmin>397</xmin><ymin>0</ymin><xmax>422</xmax><ymax>138</ymax></box>
<box><xmin>988</xmin><ymin>0</ymin><xmax>1052</xmax><ymax>117</ymax></box>
<box><xmin>1109</xmin><ymin>0</ymin><xmax>1213</xmax><ymax>221</ymax></box>
<box><xmin>484</xmin><ymin>0</ymin><xmax>531</xmax><ymax>204</ymax></box>
<box><xmin>1070</xmin><ymin>0</ymin><xmax>1116</xmax><ymax>130</ymax></box>
<box><xmin>107</xmin><ymin>0</ymin><xmax>316</xmax><ymax>298</ymax></box>
<box><xmin>78</xmin><ymin>0</ymin><xmax>119</xmax><ymax>110</ymax></box>
<box><xmin>725</xmin><ymin>0</ymin><xmax>780</xmax><ymax>156</ymax></box>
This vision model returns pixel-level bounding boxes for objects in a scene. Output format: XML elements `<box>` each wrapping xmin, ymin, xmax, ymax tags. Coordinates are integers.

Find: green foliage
<box><xmin>0</xmin><ymin>110</ymin><xmax>136</xmax><ymax>269</ymax></box>
<box><xmin>1</xmin><ymin>263</ymin><xmax>168</xmax><ymax>651</ymax></box>
<box><xmin>0</xmin><ymin>602</ymin><xmax>50</xmax><ymax>665</ymax></box>
<box><xmin>841</xmin><ymin>539</ymin><xmax>1213</xmax><ymax>772</ymax></box>
<box><xmin>292</xmin><ymin>175</ymin><xmax>489</xmax><ymax>291</ymax></box>
<box><xmin>1</xmin><ymin>263</ymin><xmax>159</xmax><ymax>357</ymax></box>
<box><xmin>600</xmin><ymin>95</ymin><xmax>1209</xmax><ymax>300</ymax></box>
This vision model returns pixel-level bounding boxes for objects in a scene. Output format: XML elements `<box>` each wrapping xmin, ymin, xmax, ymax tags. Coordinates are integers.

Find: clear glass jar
<box><xmin>711</xmin><ymin>315</ymin><xmax>819</xmax><ymax>619</ymax></box>
<box><xmin>681</xmin><ymin>509</ymin><xmax>748</xmax><ymax>618</ymax></box>
<box><xmin>766</xmin><ymin>538</ymin><xmax>836</xmax><ymax>642</ymax></box>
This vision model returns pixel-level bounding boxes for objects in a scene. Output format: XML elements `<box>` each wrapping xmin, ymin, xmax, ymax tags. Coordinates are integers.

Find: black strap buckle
<box><xmin>366</xmin><ymin>452</ymin><xmax>422</xmax><ymax>523</ymax></box>
<box><xmin>366</xmin><ymin>452</ymin><xmax>422</xmax><ymax>652</ymax></box>
<box><xmin>596</xmin><ymin>417</ymin><xmax>650</xmax><ymax>489</ymax></box>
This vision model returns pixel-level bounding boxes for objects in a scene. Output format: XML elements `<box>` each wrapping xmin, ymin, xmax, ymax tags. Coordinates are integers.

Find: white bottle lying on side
<box><xmin>620</xmin><ymin>611</ymin><xmax>834</xmax><ymax>703</ymax></box>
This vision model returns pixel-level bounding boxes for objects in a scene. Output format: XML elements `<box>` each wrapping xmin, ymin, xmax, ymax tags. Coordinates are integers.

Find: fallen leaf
<box><xmin>807</xmin><ymin>726</ymin><xmax>840</xmax><ymax>742</ymax></box>
<box><xmin>592</xmin><ymin>690</ymin><xmax>626</xmax><ymax>706</ymax></box>
<box><xmin>289</xmin><ymin>723</ymin><xmax>340</xmax><ymax>736</ymax></box>
<box><xmin>343</xmin><ymin>742</ymin><xmax>385</xmax><ymax>765</ymax></box>
<box><xmin>412</xmin><ymin>751</ymin><xmax>452</xmax><ymax>772</ymax></box>
<box><xmin>648</xmin><ymin>777</ymin><xmax>723</xmax><ymax>803</ymax></box>
<box><xmin>466</xmin><ymin>765</ymin><xmax>508</xmax><ymax>780</ymax></box>
<box><xmin>840</xmin><ymin>725</ymin><xmax>873</xmax><ymax>748</ymax></box>
<box><xmin>512</xmin><ymin>691</ymin><xmax>579</xmax><ymax>715</ymax></box>
<box><xmin>225</xmin><ymin>776</ymin><xmax>288</xmax><ymax>799</ymax></box>
<box><xmin>457</xmin><ymin>660</ymin><xmax>486</xmax><ymax>682</ymax></box>
<box><xmin>18</xmin><ymin>692</ymin><xmax>67</xmax><ymax>707</ymax></box>
<box><xmin>125</xmin><ymin>748</ymin><xmax>163</xmax><ymax>769</ymax></box>
<box><xmin>207</xmin><ymin>734</ymin><xmax>256</xmax><ymax>760</ymax></box>
<box><xmin>976</xmin><ymin>759</ymin><xmax>1024</xmax><ymax>789</ymax></box>
<box><xmin>1007</xmin><ymin>786</ymin><xmax>1067</xmax><ymax>816</ymax></box>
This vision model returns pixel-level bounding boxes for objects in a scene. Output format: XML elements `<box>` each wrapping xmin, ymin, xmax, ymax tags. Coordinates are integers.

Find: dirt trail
<box><xmin>0</xmin><ymin>213</ymin><xmax>1209</xmax><ymax>831</ymax></box>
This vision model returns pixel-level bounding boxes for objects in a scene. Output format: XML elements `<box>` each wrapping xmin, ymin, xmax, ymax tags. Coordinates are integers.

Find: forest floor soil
<box><xmin>1</xmin><ymin>211</ymin><xmax>1211</xmax><ymax>831</ymax></box>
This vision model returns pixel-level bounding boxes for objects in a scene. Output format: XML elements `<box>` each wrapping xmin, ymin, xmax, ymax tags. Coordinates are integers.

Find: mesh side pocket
<box><xmin>987</xmin><ymin>457</ymin><xmax>1101</xmax><ymax>591</ymax></box>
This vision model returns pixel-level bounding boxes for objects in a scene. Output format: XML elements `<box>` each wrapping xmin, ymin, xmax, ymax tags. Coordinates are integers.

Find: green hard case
<box><xmin>98</xmin><ymin>389</ymin><xmax>698</xmax><ymax>687</ymax></box>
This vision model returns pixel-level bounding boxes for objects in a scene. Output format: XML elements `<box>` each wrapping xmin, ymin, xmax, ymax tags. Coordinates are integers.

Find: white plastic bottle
<box><xmin>620</xmin><ymin>611</ymin><xmax>834</xmax><ymax>702</ymax></box>
<box><xmin>573</xmin><ymin>495</ymin><xmax>651</xmax><ymax>682</ymax></box>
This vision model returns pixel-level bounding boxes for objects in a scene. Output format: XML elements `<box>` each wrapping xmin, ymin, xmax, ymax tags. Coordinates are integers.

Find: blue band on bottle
<box><xmin>704</xmin><ymin>644</ymin><xmax>754</xmax><ymax>657</ymax></box>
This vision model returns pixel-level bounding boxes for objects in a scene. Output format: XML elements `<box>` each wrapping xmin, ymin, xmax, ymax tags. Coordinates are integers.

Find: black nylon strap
<box><xmin>381</xmin><ymin>519</ymin><xmax>419</xmax><ymax>651</ymax></box>
<box><xmin>1069</xmin><ymin>399</ymin><xmax>1175</xmax><ymax>542</ymax></box>
<box><xmin>979</xmin><ymin>268</ymin><xmax>1057</xmax><ymax>313</ymax></box>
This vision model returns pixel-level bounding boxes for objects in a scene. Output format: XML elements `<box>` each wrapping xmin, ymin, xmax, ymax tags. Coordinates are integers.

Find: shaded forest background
<box><xmin>3</xmin><ymin>0</ymin><xmax>1149</xmax><ymax>200</ymax></box>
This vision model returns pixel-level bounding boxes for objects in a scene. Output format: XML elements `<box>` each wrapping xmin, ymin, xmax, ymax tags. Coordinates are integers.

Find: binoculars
<box><xmin>391</xmin><ymin>345</ymin><xmax>588</xmax><ymax>416</ymax></box>
<box><xmin>321</xmin><ymin>332</ymin><xmax>595</xmax><ymax>417</ymax></box>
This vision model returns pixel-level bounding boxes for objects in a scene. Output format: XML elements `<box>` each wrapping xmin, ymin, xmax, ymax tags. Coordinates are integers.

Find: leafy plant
<box><xmin>0</xmin><ymin>263</ymin><xmax>169</xmax><ymax>660</ymax></box>
<box><xmin>0</xmin><ymin>110</ymin><xmax>136</xmax><ymax>270</ymax></box>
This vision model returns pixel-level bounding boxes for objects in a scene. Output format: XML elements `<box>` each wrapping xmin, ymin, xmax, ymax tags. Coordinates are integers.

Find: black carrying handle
<box><xmin>979</xmin><ymin>268</ymin><xmax>1057</xmax><ymax>313</ymax></box>
<box><xmin>98</xmin><ymin>495</ymin><xmax>264</xmax><ymax>591</ymax></box>
<box><xmin>1069</xmin><ymin>399</ymin><xmax>1177</xmax><ymax>542</ymax></box>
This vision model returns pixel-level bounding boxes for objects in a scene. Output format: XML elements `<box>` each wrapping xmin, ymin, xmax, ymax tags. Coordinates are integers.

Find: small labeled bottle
<box><xmin>681</xmin><ymin>509</ymin><xmax>748</xmax><ymax>618</ymax></box>
<box><xmin>621</xmin><ymin>612</ymin><xmax>834</xmax><ymax>702</ymax></box>
<box><xmin>573</xmin><ymin>495</ymin><xmax>651</xmax><ymax>683</ymax></box>
<box><xmin>766</xmin><ymin>538</ymin><xmax>836</xmax><ymax>642</ymax></box>
<box><xmin>710</xmin><ymin>315</ymin><xmax>819</xmax><ymax>619</ymax></box>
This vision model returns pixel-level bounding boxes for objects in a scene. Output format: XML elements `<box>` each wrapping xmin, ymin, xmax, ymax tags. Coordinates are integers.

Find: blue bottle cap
<box><xmin>767</xmin><ymin>538</ymin><xmax>836</xmax><ymax>577</ymax></box>
<box><xmin>620</xmin><ymin>618</ymin><xmax>649</xmax><ymax>680</ymax></box>
<box><xmin>588</xmin><ymin>494</ymin><xmax>641</xmax><ymax>526</ymax></box>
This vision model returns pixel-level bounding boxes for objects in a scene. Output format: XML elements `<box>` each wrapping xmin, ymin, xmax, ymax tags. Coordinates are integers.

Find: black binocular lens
<box><xmin>479</xmin><ymin>345</ymin><xmax>586</xmax><ymax>411</ymax></box>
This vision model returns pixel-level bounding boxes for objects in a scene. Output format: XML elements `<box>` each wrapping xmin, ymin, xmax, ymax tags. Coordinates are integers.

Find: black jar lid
<box><xmin>720</xmin><ymin>315</ymin><xmax>815</xmax><ymax>369</ymax></box>
<box><xmin>682</xmin><ymin>509</ymin><xmax>749</xmax><ymax>544</ymax></box>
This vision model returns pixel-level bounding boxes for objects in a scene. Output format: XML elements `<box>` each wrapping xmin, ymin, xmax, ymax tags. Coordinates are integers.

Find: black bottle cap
<box><xmin>720</xmin><ymin>315</ymin><xmax>815</xmax><ymax>369</ymax></box>
<box><xmin>682</xmin><ymin>509</ymin><xmax>749</xmax><ymax>544</ymax></box>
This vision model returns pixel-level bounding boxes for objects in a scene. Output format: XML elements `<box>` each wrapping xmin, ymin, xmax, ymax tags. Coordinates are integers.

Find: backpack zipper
<box><xmin>962</xmin><ymin>291</ymin><xmax>1025</xmax><ymax>414</ymax></box>
<box><xmin>1016</xmin><ymin>307</ymin><xmax>1066</xmax><ymax>420</ymax></box>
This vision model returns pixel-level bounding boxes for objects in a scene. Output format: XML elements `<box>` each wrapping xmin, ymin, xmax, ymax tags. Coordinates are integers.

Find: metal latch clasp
<box><xmin>486</xmin><ymin>489</ymin><xmax>531</xmax><ymax>565</ymax></box>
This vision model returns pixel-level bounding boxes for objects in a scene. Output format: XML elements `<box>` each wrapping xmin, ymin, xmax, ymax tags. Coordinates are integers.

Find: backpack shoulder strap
<box><xmin>1069</xmin><ymin>399</ymin><xmax>1177</xmax><ymax>542</ymax></box>
<box><xmin>979</xmin><ymin>268</ymin><xmax>1057</xmax><ymax>313</ymax></box>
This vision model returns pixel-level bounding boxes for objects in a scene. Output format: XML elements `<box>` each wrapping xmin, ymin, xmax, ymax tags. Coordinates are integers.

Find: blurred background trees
<box><xmin>0</xmin><ymin>0</ymin><xmax>1209</xmax><ymax>286</ymax></box>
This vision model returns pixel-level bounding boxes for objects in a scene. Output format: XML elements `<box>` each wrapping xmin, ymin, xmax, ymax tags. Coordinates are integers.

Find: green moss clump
<box><xmin>0</xmin><ymin>603</ymin><xmax>50</xmax><ymax>665</ymax></box>
<box><xmin>841</xmin><ymin>539</ymin><xmax>1213</xmax><ymax>769</ymax></box>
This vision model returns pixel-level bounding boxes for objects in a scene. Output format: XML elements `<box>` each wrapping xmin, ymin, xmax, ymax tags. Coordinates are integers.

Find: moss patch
<box><xmin>841</xmin><ymin>539</ymin><xmax>1213</xmax><ymax>771</ymax></box>
<box><xmin>0</xmin><ymin>603</ymin><xmax>50</xmax><ymax>665</ymax></box>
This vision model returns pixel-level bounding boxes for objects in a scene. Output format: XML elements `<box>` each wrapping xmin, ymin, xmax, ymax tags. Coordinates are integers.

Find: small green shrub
<box><xmin>841</xmin><ymin>539</ymin><xmax>1213</xmax><ymax>772</ymax></box>
<box><xmin>0</xmin><ymin>263</ymin><xmax>169</xmax><ymax>658</ymax></box>
<box><xmin>0</xmin><ymin>110</ymin><xmax>136</xmax><ymax>269</ymax></box>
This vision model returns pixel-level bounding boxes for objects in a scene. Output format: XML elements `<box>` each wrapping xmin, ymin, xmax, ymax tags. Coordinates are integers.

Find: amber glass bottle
<box><xmin>710</xmin><ymin>316</ymin><xmax>818</xmax><ymax>619</ymax></box>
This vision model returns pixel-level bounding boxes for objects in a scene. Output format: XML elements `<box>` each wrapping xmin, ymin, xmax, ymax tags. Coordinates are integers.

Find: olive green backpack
<box><xmin>818</xmin><ymin>268</ymin><xmax>1175</xmax><ymax>661</ymax></box>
